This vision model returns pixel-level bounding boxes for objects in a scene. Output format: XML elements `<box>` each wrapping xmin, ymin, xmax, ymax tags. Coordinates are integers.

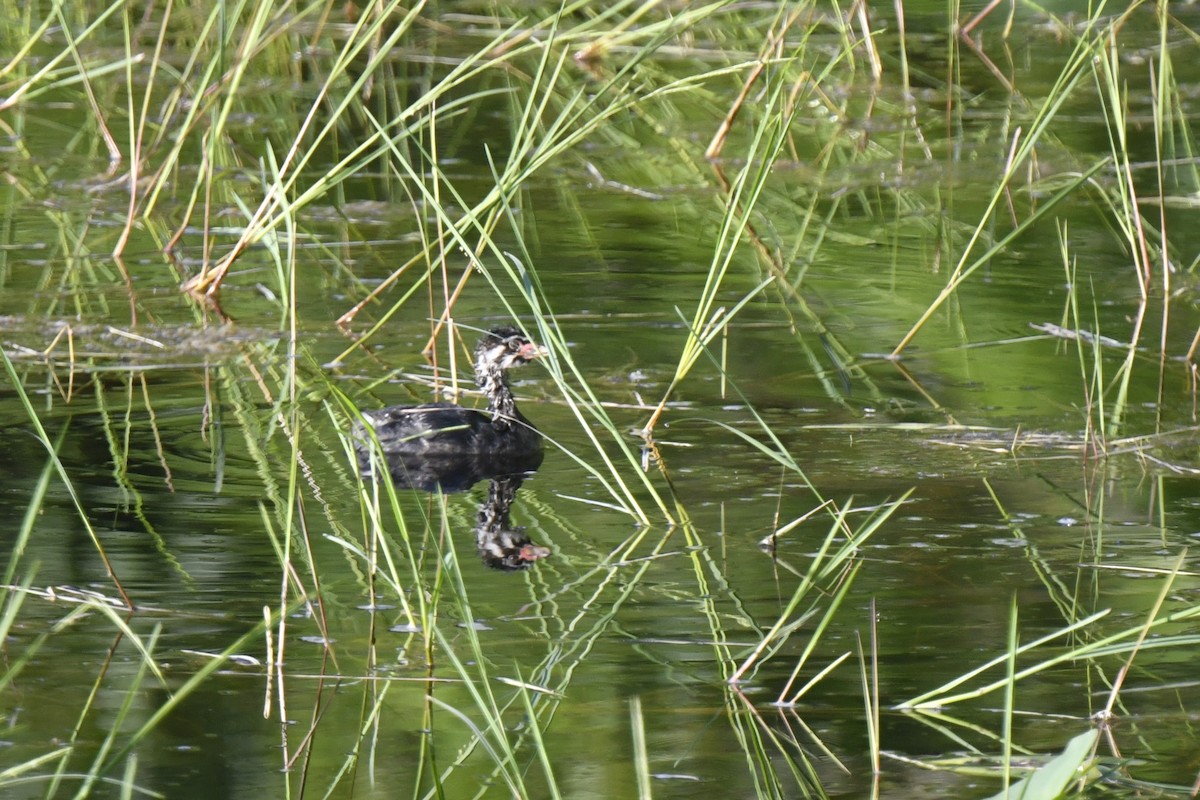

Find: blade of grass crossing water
<box><xmin>1000</xmin><ymin>594</ymin><xmax>1017</xmax><ymax>795</ymax></box>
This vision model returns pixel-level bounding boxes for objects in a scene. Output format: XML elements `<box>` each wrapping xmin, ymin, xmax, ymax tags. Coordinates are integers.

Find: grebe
<box><xmin>355</xmin><ymin>327</ymin><xmax>545</xmax><ymax>484</ymax></box>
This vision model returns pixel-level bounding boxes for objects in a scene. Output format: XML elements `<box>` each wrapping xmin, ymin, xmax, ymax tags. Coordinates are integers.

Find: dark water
<box><xmin>4</xmin><ymin>2</ymin><xmax>1200</xmax><ymax>798</ymax></box>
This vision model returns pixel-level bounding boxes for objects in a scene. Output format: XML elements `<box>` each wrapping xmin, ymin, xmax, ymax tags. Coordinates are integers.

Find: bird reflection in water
<box><xmin>352</xmin><ymin>327</ymin><xmax>551</xmax><ymax>570</ymax></box>
<box><xmin>473</xmin><ymin>474</ymin><xmax>550</xmax><ymax>570</ymax></box>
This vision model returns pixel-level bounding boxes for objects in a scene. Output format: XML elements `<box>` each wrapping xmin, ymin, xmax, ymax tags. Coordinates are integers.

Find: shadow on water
<box><xmin>354</xmin><ymin>441</ymin><xmax>551</xmax><ymax>571</ymax></box>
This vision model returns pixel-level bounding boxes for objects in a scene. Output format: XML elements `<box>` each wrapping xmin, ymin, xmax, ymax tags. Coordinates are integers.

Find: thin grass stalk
<box><xmin>270</xmin><ymin>141</ymin><xmax>312</xmax><ymax>687</ymax></box>
<box><xmin>784</xmin><ymin>713</ymin><xmax>837</xmax><ymax>796</ymax></box>
<box><xmin>733</xmin><ymin>683</ymin><xmax>842</xmax><ymax>798</ymax></box>
<box><xmin>1091</xmin><ymin>34</ymin><xmax>1150</xmax><ymax>437</ymax></box>
<box><xmin>338</xmin><ymin>9</ymin><xmax>745</xmax><ymax>334</ymax></box>
<box><xmin>203</xmin><ymin>0</ymin><xmax>276</xmax><ymax>145</ymax></box>
<box><xmin>0</xmin><ymin>573</ymin><xmax>40</xmax><ymax>692</ymax></box>
<box><xmin>426</xmin><ymin>635</ymin><xmax>528</xmax><ymax>797</ymax></box>
<box><xmin>1150</xmin><ymin>5</ymin><xmax>1172</xmax><ymax>434</ymax></box>
<box><xmin>576</xmin><ymin>0</ymin><xmax>678</xmax><ymax>55</ymax></box>
<box><xmin>1160</xmin><ymin>23</ymin><xmax>1200</xmax><ymax>218</ymax></box>
<box><xmin>47</xmin><ymin>620</ymin><xmax>125</xmax><ymax>797</ymax></box>
<box><xmin>763</xmin><ymin>556</ymin><xmax>859</xmax><ymax>695</ymax></box>
<box><xmin>868</xmin><ymin>597</ymin><xmax>880</xmax><ymax>777</ymax></box>
<box><xmin>0</xmin><ymin>600</ymin><xmax>94</xmax><ymax>791</ymax></box>
<box><xmin>855</xmin><ymin>630</ymin><xmax>879</xmax><ymax>780</ymax></box>
<box><xmin>1094</xmin><ymin>13</ymin><xmax>1153</xmax><ymax>292</ymax></box>
<box><xmin>0</xmin><ymin>749</ymin><xmax>72</xmax><ymax>789</ymax></box>
<box><xmin>1098</xmin><ymin>549</ymin><xmax>1186</xmax><ymax>720</ymax></box>
<box><xmin>721</xmin><ymin>689</ymin><xmax>788</xmax><ymax>799</ymax></box>
<box><xmin>316</xmin><ymin>679</ymin><xmax>392</xmax><ymax>798</ymax></box>
<box><xmin>893</xmin><ymin>150</ymin><xmax>1108</xmax><ymax>358</ymax></box>
<box><xmin>573</xmin><ymin>0</ymin><xmax>736</xmax><ymax>53</ymax></box>
<box><xmin>424</xmin><ymin>697</ymin><xmax>525</xmax><ymax>799</ymax></box>
<box><xmin>184</xmin><ymin>0</ymin><xmax>423</xmax><ymax>286</ymax></box>
<box><xmin>1000</xmin><ymin>594</ymin><xmax>1017</xmax><ymax>795</ymax></box>
<box><xmin>114</xmin><ymin>2</ymin><xmax>158</xmax><ymax>259</ymax></box>
<box><xmin>118</xmin><ymin>755</ymin><xmax>138</xmax><ymax>800</ymax></box>
<box><xmin>706</xmin><ymin>4</ymin><xmax>800</xmax><ymax>159</ymax></box>
<box><xmin>630</xmin><ymin>695</ymin><xmax>651</xmax><ymax>800</ymax></box>
<box><xmin>5</xmin><ymin>429</ymin><xmax>62</xmax><ymax>586</ymax></box>
<box><xmin>1088</xmin><ymin>296</ymin><xmax>1109</xmax><ymax>449</ymax></box>
<box><xmin>502</xmin><ymin>669</ymin><xmax>562</xmax><ymax>800</ymax></box>
<box><xmin>788</xmin><ymin>655</ymin><xmax>856</xmax><ymax>714</ymax></box>
<box><xmin>191</xmin><ymin>2</ymin><xmax>555</xmax><ymax>294</ymax></box>
<box><xmin>472</xmin><ymin>14</ymin><xmax>715</xmax><ymax>455</ymax></box>
<box><xmin>82</xmin><ymin>602</ymin><xmax>168</xmax><ymax>685</ymax></box>
<box><xmin>771</xmin><ymin>560</ymin><xmax>863</xmax><ymax>697</ymax></box>
<box><xmin>1056</xmin><ymin>223</ymin><xmax>1099</xmax><ymax>445</ymax></box>
<box><xmin>782</xmin><ymin>704</ymin><xmax>851</xmax><ymax>784</ymax></box>
<box><xmin>360</xmin><ymin>467</ymin><xmax>423</xmax><ymax>626</ymax></box>
<box><xmin>140</xmin><ymin>4</ymin><xmax>230</xmax><ymax>222</ymax></box>
<box><xmin>0</xmin><ymin>2</ymin><xmax>60</xmax><ymax>86</ymax></box>
<box><xmin>427</xmin><ymin>101</ymin><xmax>453</xmax><ymax>370</ymax></box>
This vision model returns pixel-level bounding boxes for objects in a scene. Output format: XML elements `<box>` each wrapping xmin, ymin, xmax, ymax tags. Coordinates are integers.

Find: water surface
<box><xmin>3</xmin><ymin>2</ymin><xmax>1200</xmax><ymax>798</ymax></box>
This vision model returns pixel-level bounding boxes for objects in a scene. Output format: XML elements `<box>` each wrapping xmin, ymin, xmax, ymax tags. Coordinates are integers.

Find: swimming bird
<box><xmin>355</xmin><ymin>326</ymin><xmax>545</xmax><ymax>487</ymax></box>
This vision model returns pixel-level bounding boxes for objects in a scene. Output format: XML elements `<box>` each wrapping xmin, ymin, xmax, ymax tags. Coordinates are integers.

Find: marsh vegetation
<box><xmin>3</xmin><ymin>1</ymin><xmax>1200</xmax><ymax>798</ymax></box>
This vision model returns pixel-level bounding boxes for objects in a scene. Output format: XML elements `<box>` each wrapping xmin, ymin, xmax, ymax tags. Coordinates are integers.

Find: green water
<box><xmin>3</xmin><ymin>2</ymin><xmax>1200</xmax><ymax>798</ymax></box>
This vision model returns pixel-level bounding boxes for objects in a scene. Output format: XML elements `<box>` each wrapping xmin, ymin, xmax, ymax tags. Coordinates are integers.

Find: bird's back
<box><xmin>358</xmin><ymin>402</ymin><xmax>541</xmax><ymax>457</ymax></box>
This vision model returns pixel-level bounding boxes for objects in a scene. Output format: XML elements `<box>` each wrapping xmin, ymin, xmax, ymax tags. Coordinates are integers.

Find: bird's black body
<box><xmin>355</xmin><ymin>327</ymin><xmax>545</xmax><ymax>489</ymax></box>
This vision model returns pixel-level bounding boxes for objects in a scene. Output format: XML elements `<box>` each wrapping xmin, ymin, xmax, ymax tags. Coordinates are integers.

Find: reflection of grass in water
<box><xmin>3</xmin><ymin>0</ymin><xmax>1200</xmax><ymax>797</ymax></box>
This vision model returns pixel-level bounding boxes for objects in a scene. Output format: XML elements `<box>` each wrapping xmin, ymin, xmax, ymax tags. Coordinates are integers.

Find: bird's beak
<box><xmin>520</xmin><ymin>342</ymin><xmax>549</xmax><ymax>360</ymax></box>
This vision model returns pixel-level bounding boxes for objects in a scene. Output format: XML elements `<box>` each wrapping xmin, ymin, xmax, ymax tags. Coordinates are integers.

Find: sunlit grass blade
<box><xmin>630</xmin><ymin>695</ymin><xmax>651</xmax><ymax>800</ymax></box>
<box><xmin>898</xmin><ymin>597</ymin><xmax>1200</xmax><ymax>710</ymax></box>
<box><xmin>984</xmin><ymin>729</ymin><xmax>1100</xmax><ymax>800</ymax></box>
